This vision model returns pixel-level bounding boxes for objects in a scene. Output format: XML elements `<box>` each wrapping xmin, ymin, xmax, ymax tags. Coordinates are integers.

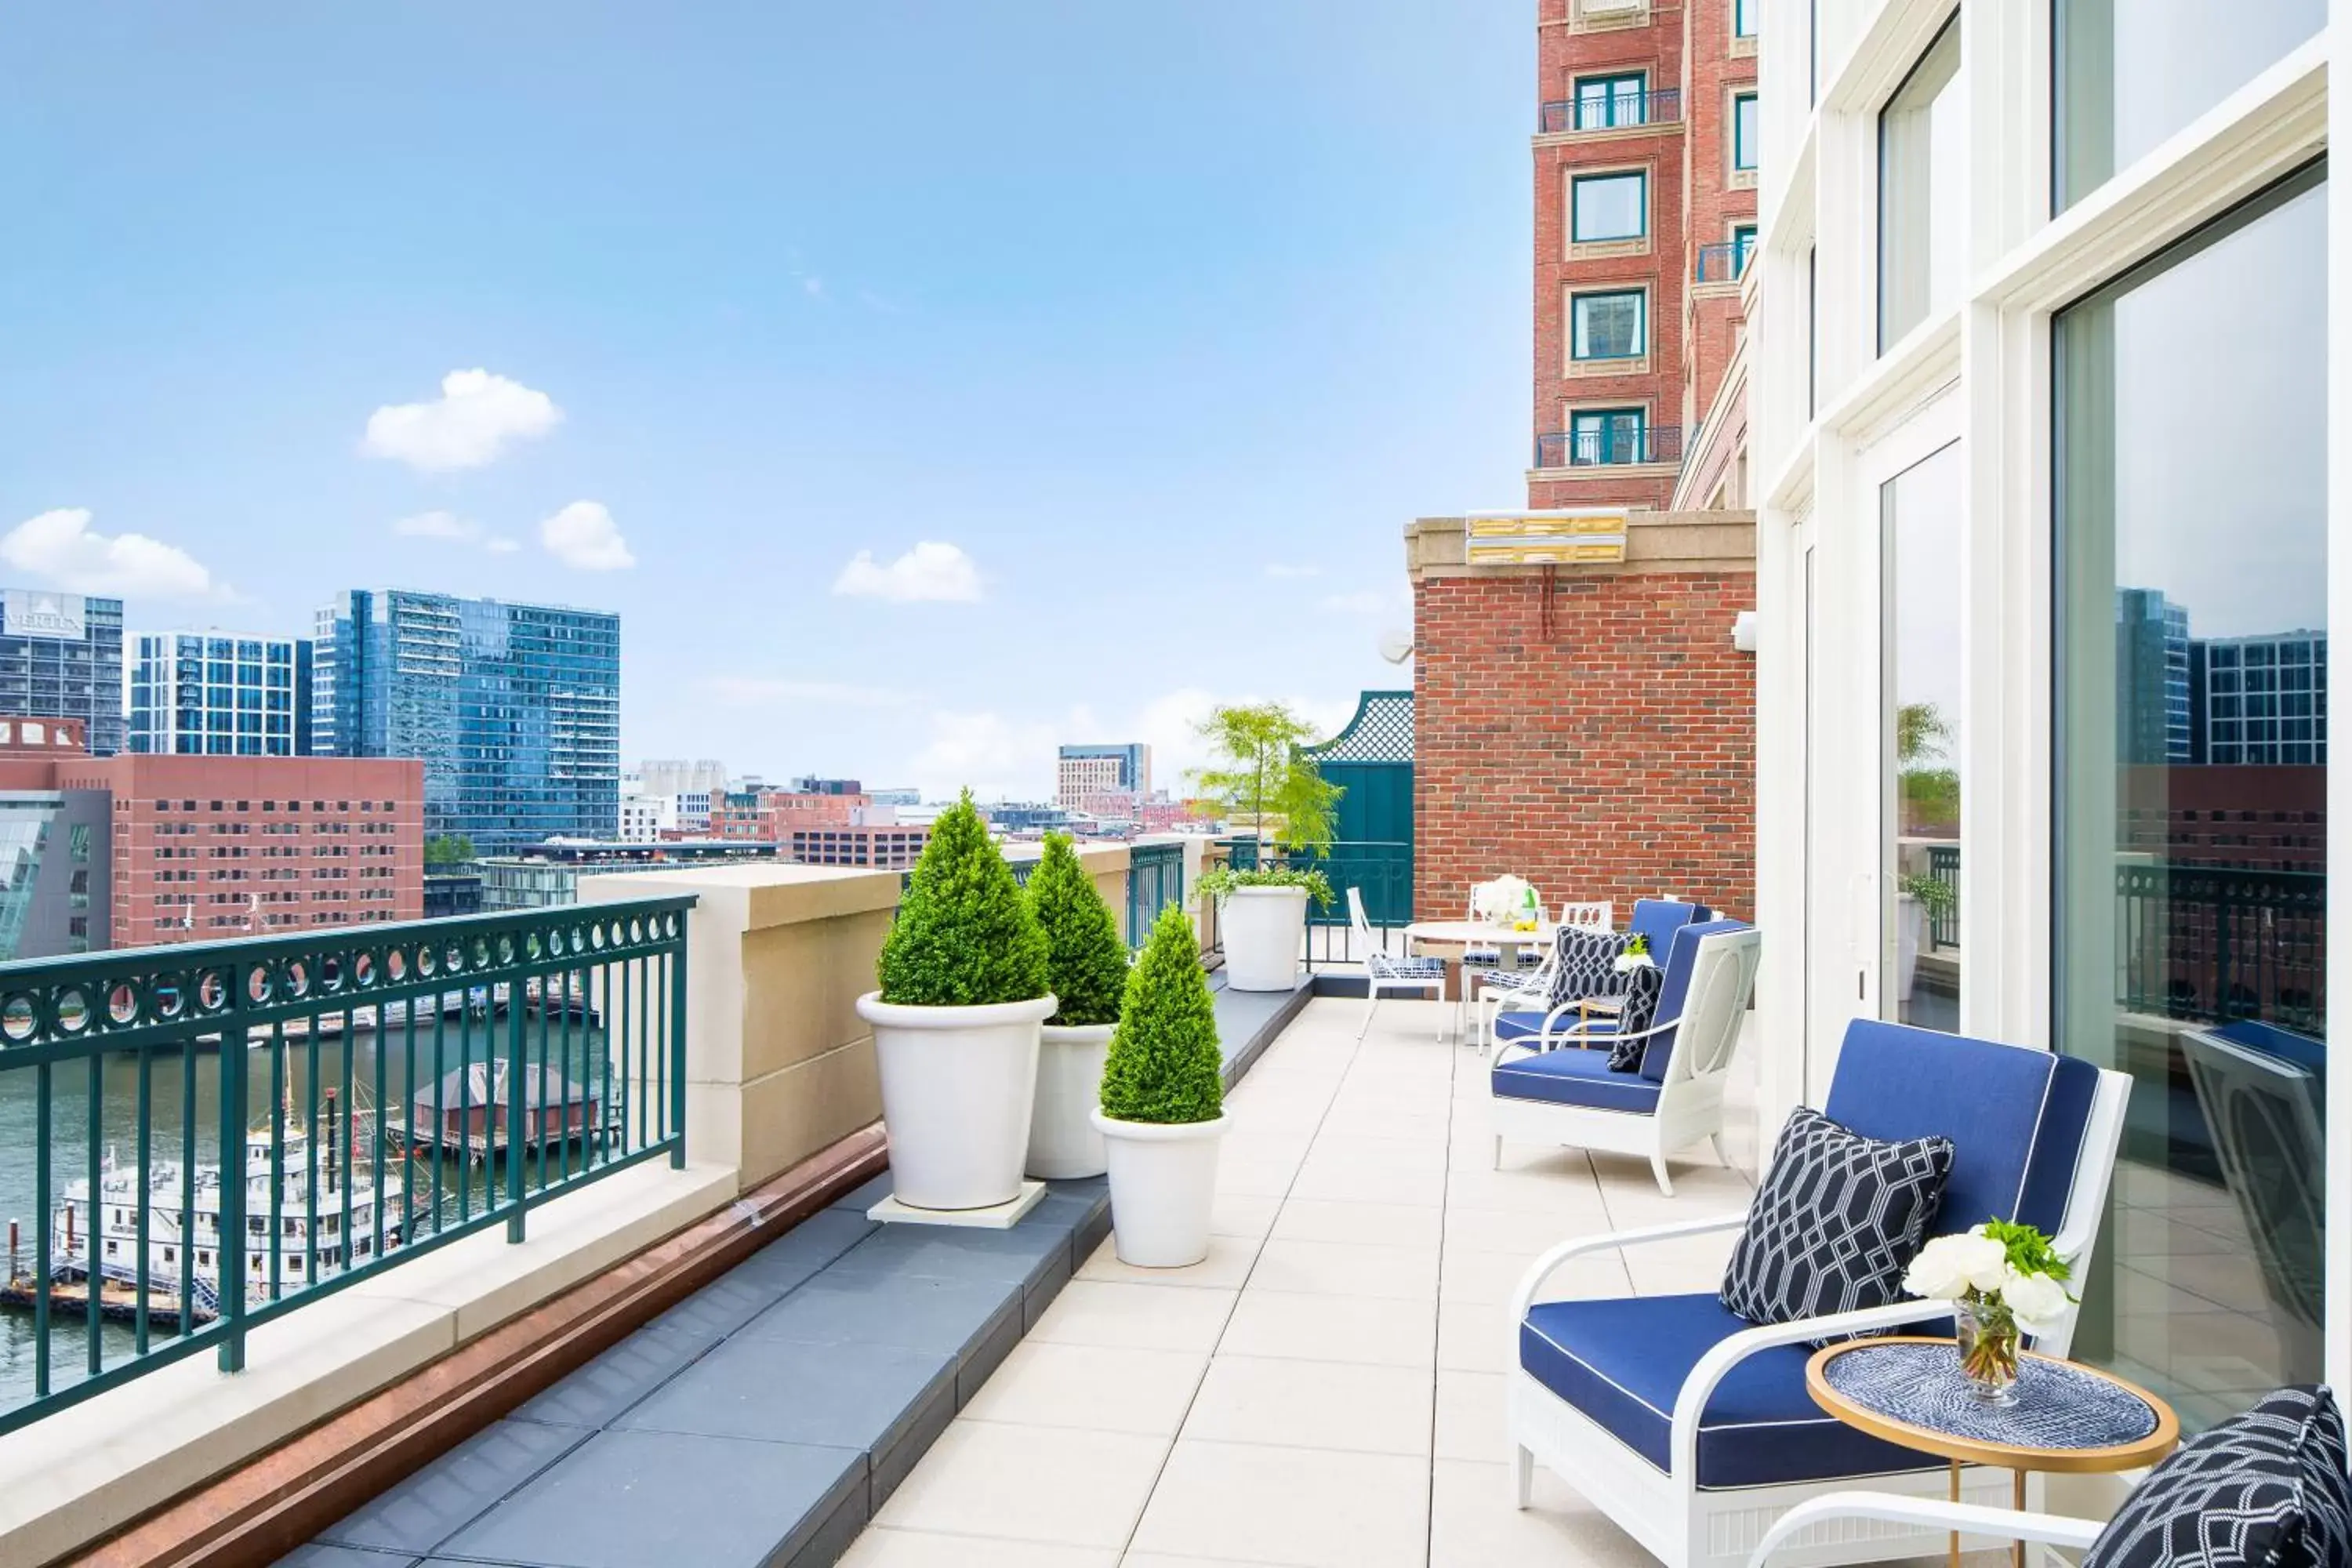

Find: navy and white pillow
<box><xmin>1547</xmin><ymin>927</ymin><xmax>1631</xmax><ymax>1008</ymax></box>
<box><xmin>1605</xmin><ymin>964</ymin><xmax>1668</xmax><ymax>1072</ymax></box>
<box><xmin>1719</xmin><ymin>1107</ymin><xmax>1953</xmax><ymax>1335</ymax></box>
<box><xmin>2083</xmin><ymin>1385</ymin><xmax>2352</xmax><ymax>1568</ymax></box>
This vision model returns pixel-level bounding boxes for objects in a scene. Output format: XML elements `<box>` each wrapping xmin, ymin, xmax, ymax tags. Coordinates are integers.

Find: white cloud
<box><xmin>832</xmin><ymin>541</ymin><xmax>983</xmax><ymax>604</ymax></box>
<box><xmin>1263</xmin><ymin>562</ymin><xmax>1321</xmax><ymax>579</ymax></box>
<box><xmin>0</xmin><ymin>509</ymin><xmax>220</xmax><ymax>599</ymax></box>
<box><xmin>699</xmin><ymin>675</ymin><xmax>914</xmax><ymax>709</ymax></box>
<box><xmin>911</xmin><ymin>710</ymin><xmax>1060</xmax><ymax>801</ymax></box>
<box><xmin>1318</xmin><ymin>590</ymin><xmax>1388</xmax><ymax>615</ymax></box>
<box><xmin>539</xmin><ymin>501</ymin><xmax>635</xmax><ymax>571</ymax></box>
<box><xmin>361</xmin><ymin>368</ymin><xmax>562</xmax><ymax>472</ymax></box>
<box><xmin>392</xmin><ymin>510</ymin><xmax>522</xmax><ymax>554</ymax></box>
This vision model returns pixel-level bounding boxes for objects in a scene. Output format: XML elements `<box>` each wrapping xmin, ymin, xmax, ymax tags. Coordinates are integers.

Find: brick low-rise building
<box><xmin>63</xmin><ymin>754</ymin><xmax>426</xmax><ymax>946</ymax></box>
<box><xmin>0</xmin><ymin>721</ymin><xmax>425</xmax><ymax>954</ymax></box>
<box><xmin>1406</xmin><ymin>514</ymin><xmax>1755</xmax><ymax>919</ymax></box>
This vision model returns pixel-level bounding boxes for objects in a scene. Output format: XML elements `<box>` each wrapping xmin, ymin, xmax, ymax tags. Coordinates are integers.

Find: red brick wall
<box><xmin>1413</xmin><ymin>568</ymin><xmax>1756</xmax><ymax>920</ymax></box>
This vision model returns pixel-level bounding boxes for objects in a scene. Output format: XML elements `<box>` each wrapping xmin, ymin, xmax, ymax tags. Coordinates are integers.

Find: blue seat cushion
<box><xmin>1824</xmin><ymin>1022</ymin><xmax>2100</xmax><ymax>1236</ymax></box>
<box><xmin>1492</xmin><ymin>1046</ymin><xmax>1661</xmax><ymax>1113</ymax></box>
<box><xmin>1493</xmin><ymin>1011</ymin><xmax>1616</xmax><ymax>1045</ymax></box>
<box><xmin>1519</xmin><ymin>1294</ymin><xmax>1941</xmax><ymax>1489</ymax></box>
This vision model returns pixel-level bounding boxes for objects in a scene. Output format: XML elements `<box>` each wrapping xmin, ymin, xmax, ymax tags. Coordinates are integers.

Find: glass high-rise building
<box><xmin>128</xmin><ymin>630</ymin><xmax>313</xmax><ymax>756</ymax></box>
<box><xmin>312</xmin><ymin>590</ymin><xmax>620</xmax><ymax>854</ymax></box>
<box><xmin>0</xmin><ymin>590</ymin><xmax>125</xmax><ymax>756</ymax></box>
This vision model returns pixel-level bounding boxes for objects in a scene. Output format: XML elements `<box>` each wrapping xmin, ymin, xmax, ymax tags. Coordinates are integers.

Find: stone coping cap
<box><xmin>1404</xmin><ymin>510</ymin><xmax>1755</xmax><ymax>580</ymax></box>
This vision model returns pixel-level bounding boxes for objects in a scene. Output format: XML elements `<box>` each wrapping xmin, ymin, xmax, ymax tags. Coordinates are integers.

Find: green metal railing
<box><xmin>0</xmin><ymin>898</ymin><xmax>693</xmax><ymax>1436</ymax></box>
<box><xmin>2115</xmin><ymin>863</ymin><xmax>2324</xmax><ymax>1032</ymax></box>
<box><xmin>1925</xmin><ymin>844</ymin><xmax>1959</xmax><ymax>949</ymax></box>
<box><xmin>1221</xmin><ymin>838</ymin><xmax>1415</xmax><ymax>967</ymax></box>
<box><xmin>1126</xmin><ymin>842</ymin><xmax>1187</xmax><ymax>946</ymax></box>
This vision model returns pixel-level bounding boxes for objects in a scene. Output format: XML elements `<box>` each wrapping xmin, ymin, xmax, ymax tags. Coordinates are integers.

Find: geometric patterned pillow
<box><xmin>1718</xmin><ymin>1106</ymin><xmax>1954</xmax><ymax>1335</ymax></box>
<box><xmin>1547</xmin><ymin>927</ymin><xmax>1632</xmax><ymax>1008</ymax></box>
<box><xmin>1605</xmin><ymin>963</ymin><xmax>1668</xmax><ymax>1073</ymax></box>
<box><xmin>2083</xmin><ymin>1385</ymin><xmax>2352</xmax><ymax>1568</ymax></box>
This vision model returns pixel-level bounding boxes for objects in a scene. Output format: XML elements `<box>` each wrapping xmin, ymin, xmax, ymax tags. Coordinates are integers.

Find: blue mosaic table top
<box><xmin>1820</xmin><ymin>1341</ymin><xmax>2161</xmax><ymax>1451</ymax></box>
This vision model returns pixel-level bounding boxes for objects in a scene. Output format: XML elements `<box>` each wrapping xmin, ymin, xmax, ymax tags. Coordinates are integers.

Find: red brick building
<box><xmin>1401</xmin><ymin>2</ymin><xmax>1761</xmax><ymax>927</ymax></box>
<box><xmin>1530</xmin><ymin>0</ymin><xmax>1756</xmax><ymax>510</ymax></box>
<box><xmin>1408</xmin><ymin>517</ymin><xmax>1756</xmax><ymax>920</ymax></box>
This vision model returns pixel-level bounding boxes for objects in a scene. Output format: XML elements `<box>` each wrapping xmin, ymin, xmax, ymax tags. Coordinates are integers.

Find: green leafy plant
<box><xmin>1623</xmin><ymin>934</ymin><xmax>1650</xmax><ymax>959</ymax></box>
<box><xmin>1196</xmin><ymin>863</ymin><xmax>1334</xmax><ymax>909</ymax></box>
<box><xmin>877</xmin><ymin>793</ymin><xmax>1050</xmax><ymax>1007</ymax></box>
<box><xmin>1192</xmin><ymin>702</ymin><xmax>1343</xmax><ymax>855</ymax></box>
<box><xmin>1026</xmin><ymin>832</ymin><xmax>1130</xmax><ymax>1028</ymax></box>
<box><xmin>1978</xmin><ymin>1218</ymin><xmax>2072</xmax><ymax>1287</ymax></box>
<box><xmin>1098</xmin><ymin>903</ymin><xmax>1225</xmax><ymax>1124</ymax></box>
<box><xmin>425</xmin><ymin>833</ymin><xmax>476</xmax><ymax>867</ymax></box>
<box><xmin>1897</xmin><ymin>872</ymin><xmax>1958</xmax><ymax>919</ymax></box>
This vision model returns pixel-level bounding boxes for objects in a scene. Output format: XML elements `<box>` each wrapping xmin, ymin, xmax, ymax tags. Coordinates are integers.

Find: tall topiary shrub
<box><xmin>877</xmin><ymin>793</ymin><xmax>1049</xmax><ymax>1007</ymax></box>
<box><xmin>1098</xmin><ymin>903</ymin><xmax>1223</xmax><ymax>1123</ymax></box>
<box><xmin>1027</xmin><ymin>833</ymin><xmax>1130</xmax><ymax>1027</ymax></box>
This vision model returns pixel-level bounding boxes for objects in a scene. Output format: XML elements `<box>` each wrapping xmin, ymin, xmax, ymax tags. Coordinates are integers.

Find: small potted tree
<box><xmin>856</xmin><ymin>793</ymin><xmax>1054</xmax><ymax>1210</ymax></box>
<box><xmin>1025</xmin><ymin>832</ymin><xmax>1129</xmax><ymax>1180</ymax></box>
<box><xmin>1192</xmin><ymin>702</ymin><xmax>1342</xmax><ymax>992</ymax></box>
<box><xmin>1091</xmin><ymin>902</ymin><xmax>1227</xmax><ymax>1265</ymax></box>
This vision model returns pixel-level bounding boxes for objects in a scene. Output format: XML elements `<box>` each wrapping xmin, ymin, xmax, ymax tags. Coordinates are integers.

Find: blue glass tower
<box><xmin>128</xmin><ymin>630</ymin><xmax>313</xmax><ymax>755</ymax></box>
<box><xmin>312</xmin><ymin>590</ymin><xmax>619</xmax><ymax>853</ymax></box>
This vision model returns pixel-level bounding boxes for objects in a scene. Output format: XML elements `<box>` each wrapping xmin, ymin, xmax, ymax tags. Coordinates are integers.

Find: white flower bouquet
<box><xmin>1901</xmin><ymin>1219</ymin><xmax>2074</xmax><ymax>1403</ymax></box>
<box><xmin>1472</xmin><ymin>876</ymin><xmax>1534</xmax><ymax>927</ymax></box>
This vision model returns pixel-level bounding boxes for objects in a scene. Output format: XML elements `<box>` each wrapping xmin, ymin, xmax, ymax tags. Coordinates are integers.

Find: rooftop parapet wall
<box><xmin>1404</xmin><ymin>510</ymin><xmax>1756</xmax><ymax>582</ymax></box>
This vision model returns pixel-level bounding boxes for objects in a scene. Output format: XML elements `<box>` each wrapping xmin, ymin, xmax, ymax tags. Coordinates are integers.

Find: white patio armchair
<box><xmin>1348</xmin><ymin>885</ymin><xmax>1446</xmax><ymax>1040</ymax></box>
<box><xmin>1487</xmin><ymin>920</ymin><xmax>1759</xmax><ymax>1196</ymax></box>
<box><xmin>1506</xmin><ymin>1021</ymin><xmax>2132</xmax><ymax>1568</ymax></box>
<box><xmin>1467</xmin><ymin>899</ymin><xmax>1612</xmax><ymax>1047</ymax></box>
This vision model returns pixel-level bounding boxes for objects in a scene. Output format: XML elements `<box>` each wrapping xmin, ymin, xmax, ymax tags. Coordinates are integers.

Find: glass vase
<box><xmin>1955</xmin><ymin>1297</ymin><xmax>2020</xmax><ymax>1406</ymax></box>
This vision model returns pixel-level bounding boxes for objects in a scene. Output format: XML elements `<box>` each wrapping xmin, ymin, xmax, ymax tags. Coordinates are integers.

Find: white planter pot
<box><xmin>1028</xmin><ymin>1022</ymin><xmax>1114</xmax><ymax>1179</ymax></box>
<box><xmin>1091</xmin><ymin>1110</ymin><xmax>1229</xmax><ymax>1267</ymax></box>
<box><xmin>1220</xmin><ymin>884</ymin><xmax>1308</xmax><ymax>992</ymax></box>
<box><xmin>858</xmin><ymin>991</ymin><xmax>1054</xmax><ymax>1210</ymax></box>
<box><xmin>1895</xmin><ymin>897</ymin><xmax>1925</xmax><ymax>1004</ymax></box>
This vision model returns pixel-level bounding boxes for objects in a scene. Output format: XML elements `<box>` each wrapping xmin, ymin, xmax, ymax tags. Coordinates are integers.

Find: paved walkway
<box><xmin>842</xmin><ymin>996</ymin><xmax>1765</xmax><ymax>1568</ymax></box>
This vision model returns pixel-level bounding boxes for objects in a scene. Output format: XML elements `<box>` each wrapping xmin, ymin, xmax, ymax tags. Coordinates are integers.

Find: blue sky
<box><xmin>0</xmin><ymin>4</ymin><xmax>1531</xmax><ymax>799</ymax></box>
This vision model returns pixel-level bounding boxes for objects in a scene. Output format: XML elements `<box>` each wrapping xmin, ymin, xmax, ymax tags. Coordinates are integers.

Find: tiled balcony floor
<box><xmin>841</xmin><ymin>997</ymin><xmax>1766</xmax><ymax>1568</ymax></box>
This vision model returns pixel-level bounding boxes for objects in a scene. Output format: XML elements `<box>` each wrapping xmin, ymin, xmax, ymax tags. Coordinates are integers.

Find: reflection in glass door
<box><xmin>1882</xmin><ymin>443</ymin><xmax>1963</xmax><ymax>1031</ymax></box>
<box><xmin>2054</xmin><ymin>162</ymin><xmax>2327</xmax><ymax>1429</ymax></box>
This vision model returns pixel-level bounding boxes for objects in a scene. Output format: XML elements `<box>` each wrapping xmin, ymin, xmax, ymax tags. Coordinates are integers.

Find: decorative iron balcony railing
<box><xmin>1694</xmin><ymin>241</ymin><xmax>1755</xmax><ymax>283</ymax></box>
<box><xmin>0</xmin><ymin>898</ymin><xmax>692</xmax><ymax>1436</ymax></box>
<box><xmin>1534</xmin><ymin>425</ymin><xmax>1684</xmax><ymax>469</ymax></box>
<box><xmin>1540</xmin><ymin>87</ymin><xmax>1680</xmax><ymax>134</ymax></box>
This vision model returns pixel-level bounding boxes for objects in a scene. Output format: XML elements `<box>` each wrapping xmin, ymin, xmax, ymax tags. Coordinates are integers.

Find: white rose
<box><xmin>2000</xmin><ymin>1267</ymin><xmax>2072</xmax><ymax>1335</ymax></box>
<box><xmin>1901</xmin><ymin>1235</ymin><xmax>1979</xmax><ymax>1301</ymax></box>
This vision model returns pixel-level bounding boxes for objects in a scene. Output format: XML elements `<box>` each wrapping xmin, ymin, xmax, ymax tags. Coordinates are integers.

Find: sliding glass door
<box><xmin>2053</xmin><ymin>162</ymin><xmax>2327</xmax><ymax>1428</ymax></box>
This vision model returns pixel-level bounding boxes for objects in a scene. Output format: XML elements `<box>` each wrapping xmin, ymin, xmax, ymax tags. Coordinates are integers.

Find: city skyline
<box><xmin>0</xmin><ymin>4</ymin><xmax>1527</xmax><ymax>800</ymax></box>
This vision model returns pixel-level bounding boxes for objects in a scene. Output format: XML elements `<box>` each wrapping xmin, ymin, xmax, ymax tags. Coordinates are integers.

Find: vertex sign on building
<box><xmin>2</xmin><ymin>590</ymin><xmax>87</xmax><ymax>639</ymax></box>
<box><xmin>1461</xmin><ymin>510</ymin><xmax>1628</xmax><ymax>567</ymax></box>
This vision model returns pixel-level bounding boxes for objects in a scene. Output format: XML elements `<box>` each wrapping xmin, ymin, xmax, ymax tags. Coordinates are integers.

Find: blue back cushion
<box><xmin>1628</xmin><ymin>899</ymin><xmax>1704</xmax><ymax>963</ymax></box>
<box><xmin>2214</xmin><ymin>1018</ymin><xmax>2328</xmax><ymax>1083</ymax></box>
<box><xmin>1639</xmin><ymin>918</ymin><xmax>1751</xmax><ymax>1082</ymax></box>
<box><xmin>1822</xmin><ymin>1021</ymin><xmax>2100</xmax><ymax>1236</ymax></box>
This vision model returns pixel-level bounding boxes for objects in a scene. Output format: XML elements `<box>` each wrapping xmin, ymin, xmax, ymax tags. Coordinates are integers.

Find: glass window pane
<box><xmin>1883</xmin><ymin>442</ymin><xmax>1964</xmax><ymax>1031</ymax></box>
<box><xmin>1734</xmin><ymin>93</ymin><xmax>1759</xmax><ymax>170</ymax></box>
<box><xmin>1576</xmin><ymin>74</ymin><xmax>1647</xmax><ymax>130</ymax></box>
<box><xmin>2054</xmin><ymin>164</ymin><xmax>2326</xmax><ymax>1431</ymax></box>
<box><xmin>1570</xmin><ymin>408</ymin><xmax>1646</xmax><ymax>464</ymax></box>
<box><xmin>1573</xmin><ymin>172</ymin><xmax>1646</xmax><ymax>241</ymax></box>
<box><xmin>1736</xmin><ymin>0</ymin><xmax>1757</xmax><ymax>37</ymax></box>
<box><xmin>2055</xmin><ymin>0</ymin><xmax>2322</xmax><ymax>211</ymax></box>
<box><xmin>1573</xmin><ymin>292</ymin><xmax>1645</xmax><ymax>359</ymax></box>
<box><xmin>1878</xmin><ymin>20</ymin><xmax>1964</xmax><ymax>351</ymax></box>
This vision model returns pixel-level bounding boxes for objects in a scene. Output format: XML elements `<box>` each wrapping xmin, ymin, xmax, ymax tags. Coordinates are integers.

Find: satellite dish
<box><xmin>1376</xmin><ymin>629</ymin><xmax>1415</xmax><ymax>665</ymax></box>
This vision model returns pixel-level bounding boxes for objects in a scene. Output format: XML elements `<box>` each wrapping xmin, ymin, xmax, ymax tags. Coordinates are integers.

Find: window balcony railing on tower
<box><xmin>1694</xmin><ymin>241</ymin><xmax>1755</xmax><ymax>283</ymax></box>
<box><xmin>1540</xmin><ymin>86</ymin><xmax>1680</xmax><ymax>135</ymax></box>
<box><xmin>1534</xmin><ymin>424</ymin><xmax>1683</xmax><ymax>469</ymax></box>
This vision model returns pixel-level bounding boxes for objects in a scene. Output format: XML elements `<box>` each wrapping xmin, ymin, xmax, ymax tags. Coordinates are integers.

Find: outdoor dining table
<box><xmin>1403</xmin><ymin>919</ymin><xmax>1558</xmax><ymax>1041</ymax></box>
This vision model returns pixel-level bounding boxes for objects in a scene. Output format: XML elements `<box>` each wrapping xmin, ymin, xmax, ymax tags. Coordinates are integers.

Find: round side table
<box><xmin>1806</xmin><ymin>1337</ymin><xmax>2178</xmax><ymax>1568</ymax></box>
